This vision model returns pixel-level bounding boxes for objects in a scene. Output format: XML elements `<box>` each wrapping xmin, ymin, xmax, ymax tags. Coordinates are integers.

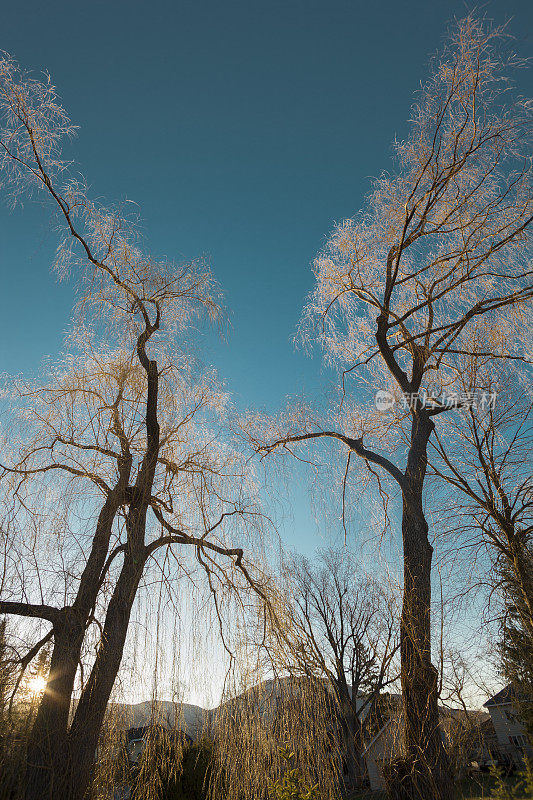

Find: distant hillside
<box><xmin>103</xmin><ymin>678</ymin><xmax>485</xmax><ymax>742</ymax></box>
<box><xmin>105</xmin><ymin>678</ymin><xmax>309</xmax><ymax>738</ymax></box>
<box><xmin>108</xmin><ymin>677</ymin><xmax>362</xmax><ymax>739</ymax></box>
<box><xmin>108</xmin><ymin>699</ymin><xmax>209</xmax><ymax>738</ymax></box>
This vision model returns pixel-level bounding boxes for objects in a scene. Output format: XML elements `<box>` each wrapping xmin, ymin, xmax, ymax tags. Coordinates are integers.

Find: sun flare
<box><xmin>27</xmin><ymin>676</ymin><xmax>47</xmax><ymax>696</ymax></box>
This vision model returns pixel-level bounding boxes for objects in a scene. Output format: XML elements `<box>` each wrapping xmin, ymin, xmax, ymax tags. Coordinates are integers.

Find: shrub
<box><xmin>268</xmin><ymin>748</ymin><xmax>320</xmax><ymax>800</ymax></box>
<box><xmin>491</xmin><ymin>758</ymin><xmax>533</xmax><ymax>800</ymax></box>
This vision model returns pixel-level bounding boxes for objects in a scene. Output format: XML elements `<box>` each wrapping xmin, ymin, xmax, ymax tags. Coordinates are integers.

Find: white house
<box><xmin>484</xmin><ymin>685</ymin><xmax>533</xmax><ymax>767</ymax></box>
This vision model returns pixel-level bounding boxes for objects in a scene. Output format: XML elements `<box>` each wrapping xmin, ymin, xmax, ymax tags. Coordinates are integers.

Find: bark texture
<box><xmin>396</xmin><ymin>412</ymin><xmax>453</xmax><ymax>800</ymax></box>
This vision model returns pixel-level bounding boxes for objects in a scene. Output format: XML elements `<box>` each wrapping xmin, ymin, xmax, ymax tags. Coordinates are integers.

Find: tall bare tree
<box><xmin>265</xmin><ymin>549</ymin><xmax>398</xmax><ymax>790</ymax></box>
<box><xmin>249</xmin><ymin>17</ymin><xmax>533</xmax><ymax>798</ymax></box>
<box><xmin>0</xmin><ymin>56</ymin><xmax>267</xmax><ymax>800</ymax></box>
<box><xmin>429</xmin><ymin>361</ymin><xmax>533</xmax><ymax>741</ymax></box>
<box><xmin>430</xmin><ymin>362</ymin><xmax>533</xmax><ymax>641</ymax></box>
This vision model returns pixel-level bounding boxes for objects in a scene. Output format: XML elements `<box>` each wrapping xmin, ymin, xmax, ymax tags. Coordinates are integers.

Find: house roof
<box><xmin>439</xmin><ymin>707</ymin><xmax>489</xmax><ymax>724</ymax></box>
<box><xmin>484</xmin><ymin>685</ymin><xmax>515</xmax><ymax>708</ymax></box>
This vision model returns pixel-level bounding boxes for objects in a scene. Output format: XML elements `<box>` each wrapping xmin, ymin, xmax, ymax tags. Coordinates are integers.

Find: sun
<box><xmin>27</xmin><ymin>675</ymin><xmax>47</xmax><ymax>696</ymax></box>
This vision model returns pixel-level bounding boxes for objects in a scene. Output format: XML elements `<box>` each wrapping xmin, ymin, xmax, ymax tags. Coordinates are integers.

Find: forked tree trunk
<box><xmin>25</xmin><ymin>610</ymin><xmax>85</xmax><ymax>800</ymax></box>
<box><xmin>65</xmin><ymin>505</ymin><xmax>150</xmax><ymax>800</ymax></box>
<box><xmin>24</xmin><ymin>491</ymin><xmax>126</xmax><ymax>800</ymax></box>
<box><xmin>393</xmin><ymin>412</ymin><xmax>454</xmax><ymax>800</ymax></box>
<box><xmin>25</xmin><ymin>346</ymin><xmax>157</xmax><ymax>800</ymax></box>
<box><xmin>23</xmin><ymin>513</ymin><xmax>147</xmax><ymax>800</ymax></box>
<box><xmin>24</xmin><ymin>553</ymin><xmax>144</xmax><ymax>800</ymax></box>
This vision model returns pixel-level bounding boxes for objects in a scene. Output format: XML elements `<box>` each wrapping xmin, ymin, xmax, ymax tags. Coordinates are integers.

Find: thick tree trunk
<box><xmin>62</xmin><ymin>351</ymin><xmax>157</xmax><ymax>800</ymax></box>
<box><xmin>25</xmin><ymin>610</ymin><xmax>85</xmax><ymax>800</ymax></box>
<box><xmin>24</xmin><ymin>490</ymin><xmax>125</xmax><ymax>800</ymax></box>
<box><xmin>65</xmin><ymin>533</ymin><xmax>147</xmax><ymax>800</ymax></box>
<box><xmin>394</xmin><ymin>412</ymin><xmax>454</xmax><ymax>800</ymax></box>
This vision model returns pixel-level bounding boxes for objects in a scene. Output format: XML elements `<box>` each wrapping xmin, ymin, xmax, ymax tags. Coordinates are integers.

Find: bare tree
<box><xmin>264</xmin><ymin>549</ymin><xmax>398</xmax><ymax>791</ymax></box>
<box><xmin>248</xmin><ymin>17</ymin><xmax>533</xmax><ymax>799</ymax></box>
<box><xmin>0</xmin><ymin>56</ymin><xmax>268</xmax><ymax>800</ymax></box>
<box><xmin>430</xmin><ymin>363</ymin><xmax>533</xmax><ymax>641</ymax></box>
<box><xmin>428</xmin><ymin>361</ymin><xmax>533</xmax><ymax>741</ymax></box>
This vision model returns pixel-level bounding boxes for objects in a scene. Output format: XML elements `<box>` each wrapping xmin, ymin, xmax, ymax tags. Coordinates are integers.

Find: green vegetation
<box><xmin>268</xmin><ymin>748</ymin><xmax>321</xmax><ymax>800</ymax></box>
<box><xmin>344</xmin><ymin>766</ymin><xmax>533</xmax><ymax>800</ymax></box>
<box><xmin>442</xmin><ymin>767</ymin><xmax>533</xmax><ymax>800</ymax></box>
<box><xmin>489</xmin><ymin>760</ymin><xmax>533</xmax><ymax>800</ymax></box>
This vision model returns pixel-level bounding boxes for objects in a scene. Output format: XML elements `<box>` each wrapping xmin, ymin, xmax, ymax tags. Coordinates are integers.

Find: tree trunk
<box><xmin>396</xmin><ymin>412</ymin><xmax>454</xmax><ymax>800</ymax></box>
<box><xmin>25</xmin><ymin>609</ymin><xmax>85</xmax><ymax>800</ymax></box>
<box><xmin>65</xmin><ymin>540</ymin><xmax>147</xmax><ymax>800</ymax></box>
<box><xmin>338</xmin><ymin>699</ymin><xmax>365</xmax><ymax>792</ymax></box>
<box><xmin>24</xmin><ymin>490</ymin><xmax>125</xmax><ymax>800</ymax></box>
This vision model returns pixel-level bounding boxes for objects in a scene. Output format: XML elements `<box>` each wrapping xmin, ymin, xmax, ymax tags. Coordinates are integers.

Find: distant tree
<box><xmin>0</xmin><ymin>618</ymin><xmax>50</xmax><ymax>800</ymax></box>
<box><xmin>265</xmin><ymin>549</ymin><xmax>398</xmax><ymax>790</ymax></box>
<box><xmin>429</xmin><ymin>363</ymin><xmax>533</xmax><ymax>643</ymax></box>
<box><xmin>0</xmin><ymin>56</ymin><xmax>268</xmax><ymax>800</ymax></box>
<box><xmin>499</xmin><ymin>609</ymin><xmax>533</xmax><ymax>744</ymax></box>
<box><xmin>427</xmin><ymin>361</ymin><xmax>533</xmax><ymax>740</ymax></box>
<box><xmin>250</xmin><ymin>17</ymin><xmax>533</xmax><ymax>799</ymax></box>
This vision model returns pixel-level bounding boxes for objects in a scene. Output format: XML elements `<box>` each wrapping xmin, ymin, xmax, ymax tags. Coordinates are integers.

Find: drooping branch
<box><xmin>0</xmin><ymin>461</ymin><xmax>111</xmax><ymax>494</ymax></box>
<box><xmin>8</xmin><ymin>629</ymin><xmax>54</xmax><ymax>713</ymax></box>
<box><xmin>147</xmin><ymin>504</ymin><xmax>244</xmax><ymax>563</ymax></box>
<box><xmin>257</xmin><ymin>429</ymin><xmax>406</xmax><ymax>491</ymax></box>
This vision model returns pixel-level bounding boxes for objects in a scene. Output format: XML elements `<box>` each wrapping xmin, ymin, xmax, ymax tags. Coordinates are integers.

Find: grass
<box><xmin>345</xmin><ymin>773</ymin><xmax>530</xmax><ymax>800</ymax></box>
<box><xmin>459</xmin><ymin>771</ymin><xmax>530</xmax><ymax>799</ymax></box>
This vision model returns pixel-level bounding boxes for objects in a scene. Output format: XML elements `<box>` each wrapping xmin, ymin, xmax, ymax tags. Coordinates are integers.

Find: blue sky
<box><xmin>1</xmin><ymin>0</ymin><xmax>532</xmax><ymax>559</ymax></box>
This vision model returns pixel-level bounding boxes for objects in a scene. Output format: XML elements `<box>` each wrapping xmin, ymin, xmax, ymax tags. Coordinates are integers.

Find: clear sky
<box><xmin>1</xmin><ymin>0</ymin><xmax>532</xmax><ymax>561</ymax></box>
